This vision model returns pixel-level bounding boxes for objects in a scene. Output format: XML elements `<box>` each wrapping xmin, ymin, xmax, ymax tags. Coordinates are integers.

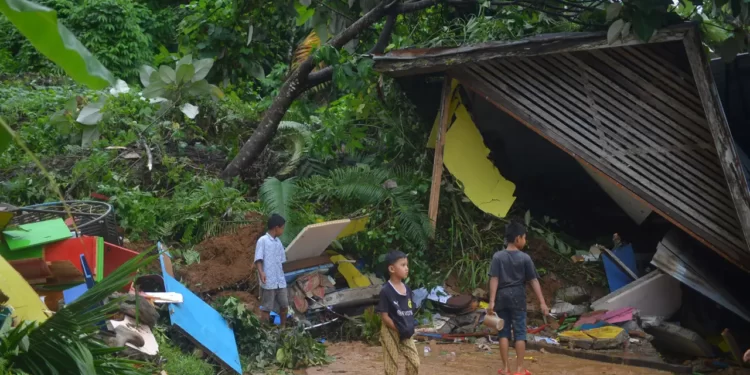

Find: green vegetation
<box><xmin>214</xmin><ymin>297</ymin><xmax>330</xmax><ymax>371</ymax></box>
<box><xmin>156</xmin><ymin>332</ymin><xmax>216</xmax><ymax>375</ymax></box>
<box><xmin>2</xmin><ymin>0</ymin><xmax>750</xmax><ymax>372</ymax></box>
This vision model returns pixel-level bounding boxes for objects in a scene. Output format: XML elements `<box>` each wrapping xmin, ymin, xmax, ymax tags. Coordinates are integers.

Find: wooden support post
<box><xmin>427</xmin><ymin>77</ymin><xmax>453</xmax><ymax>233</ymax></box>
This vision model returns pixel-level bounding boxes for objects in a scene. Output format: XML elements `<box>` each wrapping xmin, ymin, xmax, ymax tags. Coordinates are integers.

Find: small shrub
<box><xmin>215</xmin><ymin>296</ymin><xmax>330</xmax><ymax>371</ymax></box>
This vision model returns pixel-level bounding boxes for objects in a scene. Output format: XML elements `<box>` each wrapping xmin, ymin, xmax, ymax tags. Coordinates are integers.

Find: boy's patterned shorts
<box><xmin>380</xmin><ymin>324</ymin><xmax>419</xmax><ymax>375</ymax></box>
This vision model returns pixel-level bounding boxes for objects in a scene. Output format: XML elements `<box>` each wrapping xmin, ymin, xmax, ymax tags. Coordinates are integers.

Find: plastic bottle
<box><xmin>423</xmin><ymin>346</ymin><xmax>431</xmax><ymax>357</ymax></box>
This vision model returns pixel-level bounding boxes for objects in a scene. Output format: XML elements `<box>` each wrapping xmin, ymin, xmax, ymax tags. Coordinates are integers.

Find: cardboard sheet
<box><xmin>158</xmin><ymin>243</ymin><xmax>242</xmax><ymax>374</ymax></box>
<box><xmin>441</xmin><ymin>99</ymin><xmax>516</xmax><ymax>218</ymax></box>
<box><xmin>285</xmin><ymin>219</ymin><xmax>350</xmax><ymax>263</ymax></box>
<box><xmin>3</xmin><ymin>218</ymin><xmax>72</xmax><ymax>251</ymax></box>
<box><xmin>0</xmin><ymin>256</ymin><xmax>48</xmax><ymax>322</ymax></box>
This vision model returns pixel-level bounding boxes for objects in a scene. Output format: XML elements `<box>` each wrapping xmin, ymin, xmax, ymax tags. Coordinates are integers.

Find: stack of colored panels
<box><xmin>0</xmin><ymin>218</ymin><xmax>105</xmax><ymax>286</ymax></box>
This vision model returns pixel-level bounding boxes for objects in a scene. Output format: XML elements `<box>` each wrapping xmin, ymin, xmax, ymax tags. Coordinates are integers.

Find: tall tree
<box><xmin>220</xmin><ymin>0</ymin><xmax>609</xmax><ymax>179</ymax></box>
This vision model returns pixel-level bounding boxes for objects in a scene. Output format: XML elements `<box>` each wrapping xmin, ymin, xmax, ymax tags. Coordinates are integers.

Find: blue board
<box><xmin>158</xmin><ymin>243</ymin><xmax>242</xmax><ymax>374</ymax></box>
<box><xmin>602</xmin><ymin>244</ymin><xmax>638</xmax><ymax>293</ymax></box>
<box><xmin>63</xmin><ymin>254</ymin><xmax>96</xmax><ymax>304</ymax></box>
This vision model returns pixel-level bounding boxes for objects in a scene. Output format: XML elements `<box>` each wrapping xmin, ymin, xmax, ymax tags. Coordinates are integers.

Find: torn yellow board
<box><xmin>427</xmin><ymin>79</ymin><xmax>461</xmax><ymax>149</ymax></box>
<box><xmin>442</xmin><ymin>102</ymin><xmax>516</xmax><ymax>218</ymax></box>
<box><xmin>336</xmin><ymin>216</ymin><xmax>370</xmax><ymax>239</ymax></box>
<box><xmin>330</xmin><ymin>254</ymin><xmax>371</xmax><ymax>288</ymax></box>
<box><xmin>584</xmin><ymin>326</ymin><xmax>625</xmax><ymax>340</ymax></box>
<box><xmin>0</xmin><ymin>256</ymin><xmax>48</xmax><ymax>323</ymax></box>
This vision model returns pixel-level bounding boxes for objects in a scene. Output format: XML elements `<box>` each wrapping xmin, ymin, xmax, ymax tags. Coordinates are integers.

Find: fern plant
<box><xmin>259</xmin><ymin>176</ymin><xmax>299</xmax><ymax>245</ymax></box>
<box><xmin>277</xmin><ymin>121</ymin><xmax>312</xmax><ymax>177</ymax></box>
<box><xmin>259</xmin><ymin>166</ymin><xmax>432</xmax><ymax>248</ymax></box>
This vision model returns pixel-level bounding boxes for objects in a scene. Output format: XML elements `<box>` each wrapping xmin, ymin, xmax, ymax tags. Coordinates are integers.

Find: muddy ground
<box><xmin>304</xmin><ymin>342</ymin><xmax>669</xmax><ymax>375</ymax></box>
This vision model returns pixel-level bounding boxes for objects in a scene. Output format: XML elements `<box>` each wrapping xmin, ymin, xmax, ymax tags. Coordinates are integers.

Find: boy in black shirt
<box><xmin>489</xmin><ymin>222</ymin><xmax>549</xmax><ymax>375</ymax></box>
<box><xmin>376</xmin><ymin>250</ymin><xmax>420</xmax><ymax>375</ymax></box>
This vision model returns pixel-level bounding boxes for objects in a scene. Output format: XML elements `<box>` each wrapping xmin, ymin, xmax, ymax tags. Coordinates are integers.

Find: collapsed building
<box><xmin>373</xmin><ymin>23</ymin><xmax>750</xmax><ymax>365</ymax></box>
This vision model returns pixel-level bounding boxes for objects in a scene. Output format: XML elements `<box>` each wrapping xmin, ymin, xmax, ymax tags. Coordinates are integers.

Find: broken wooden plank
<box><xmin>526</xmin><ymin>342</ymin><xmax>693</xmax><ymax>373</ymax></box>
<box><xmin>373</xmin><ymin>25</ymin><xmax>691</xmax><ymax>77</ymax></box>
<box><xmin>683</xmin><ymin>27</ymin><xmax>750</xmax><ymax>263</ymax></box>
<box><xmin>427</xmin><ymin>76</ymin><xmax>452</xmax><ymax>232</ymax></box>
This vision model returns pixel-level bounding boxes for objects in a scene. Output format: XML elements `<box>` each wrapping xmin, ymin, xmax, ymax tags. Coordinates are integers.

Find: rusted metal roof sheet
<box><xmin>373</xmin><ymin>25</ymin><xmax>692</xmax><ymax>77</ymax></box>
<box><xmin>653</xmin><ymin>229</ymin><xmax>750</xmax><ymax>322</ymax></box>
<box><xmin>375</xmin><ymin>24</ymin><xmax>750</xmax><ymax>271</ymax></box>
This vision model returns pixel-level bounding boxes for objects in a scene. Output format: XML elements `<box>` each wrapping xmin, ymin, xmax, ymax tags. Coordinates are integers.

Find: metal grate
<box><xmin>10</xmin><ymin>200</ymin><xmax>121</xmax><ymax>245</ymax></box>
<box><xmin>450</xmin><ymin>41</ymin><xmax>749</xmax><ymax>266</ymax></box>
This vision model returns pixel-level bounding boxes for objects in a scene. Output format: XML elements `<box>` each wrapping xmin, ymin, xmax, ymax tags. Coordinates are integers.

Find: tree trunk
<box><xmin>220</xmin><ymin>0</ymin><xmax>441</xmax><ymax>179</ymax></box>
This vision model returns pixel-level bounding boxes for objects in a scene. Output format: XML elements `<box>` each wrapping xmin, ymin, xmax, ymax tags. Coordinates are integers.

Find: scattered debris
<box><xmin>591</xmin><ymin>270</ymin><xmax>681</xmax><ymax>318</ymax></box>
<box><xmin>647</xmin><ymin>321</ymin><xmax>714</xmax><ymax>358</ymax></box>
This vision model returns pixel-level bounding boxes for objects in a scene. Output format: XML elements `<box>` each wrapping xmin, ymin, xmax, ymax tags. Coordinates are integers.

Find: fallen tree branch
<box><xmin>221</xmin><ymin>0</ymin><xmax>600</xmax><ymax>179</ymax></box>
<box><xmin>221</xmin><ymin>2</ymin><xmax>389</xmax><ymax>179</ymax></box>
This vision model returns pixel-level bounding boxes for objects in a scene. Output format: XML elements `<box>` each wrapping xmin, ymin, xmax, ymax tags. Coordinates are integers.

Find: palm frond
<box><xmin>259</xmin><ymin>177</ymin><xmax>298</xmax><ymax>220</ymax></box>
<box><xmin>292</xmin><ymin>31</ymin><xmax>321</xmax><ymax>70</ymax></box>
<box><xmin>277</xmin><ymin>121</ymin><xmax>312</xmax><ymax>176</ymax></box>
<box><xmin>291</xmin><ymin>30</ymin><xmax>329</xmax><ymax>93</ymax></box>
<box><xmin>297</xmin><ymin>166</ymin><xmax>432</xmax><ymax>248</ymax></box>
<box><xmin>5</xmin><ymin>252</ymin><xmax>156</xmax><ymax>375</ymax></box>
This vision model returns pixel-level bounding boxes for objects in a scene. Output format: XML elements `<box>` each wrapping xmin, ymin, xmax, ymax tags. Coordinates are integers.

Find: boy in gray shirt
<box><xmin>488</xmin><ymin>222</ymin><xmax>549</xmax><ymax>375</ymax></box>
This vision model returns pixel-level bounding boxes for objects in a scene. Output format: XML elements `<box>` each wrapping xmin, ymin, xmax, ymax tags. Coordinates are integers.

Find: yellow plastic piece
<box><xmin>558</xmin><ymin>331</ymin><xmax>593</xmax><ymax>340</ymax></box>
<box><xmin>330</xmin><ymin>254</ymin><xmax>371</xmax><ymax>288</ymax></box>
<box><xmin>584</xmin><ymin>326</ymin><xmax>624</xmax><ymax>339</ymax></box>
<box><xmin>479</xmin><ymin>301</ymin><xmax>489</xmax><ymax>310</ymax></box>
<box><xmin>336</xmin><ymin>216</ymin><xmax>370</xmax><ymax>239</ymax></box>
<box><xmin>0</xmin><ymin>256</ymin><xmax>48</xmax><ymax>323</ymax></box>
<box><xmin>0</xmin><ymin>211</ymin><xmax>14</xmax><ymax>232</ymax></box>
<box><xmin>441</xmin><ymin>96</ymin><xmax>516</xmax><ymax>218</ymax></box>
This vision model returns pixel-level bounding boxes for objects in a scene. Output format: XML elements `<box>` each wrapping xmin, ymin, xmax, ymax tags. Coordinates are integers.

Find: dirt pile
<box><xmin>179</xmin><ymin>220</ymin><xmax>265</xmax><ymax>293</ymax></box>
